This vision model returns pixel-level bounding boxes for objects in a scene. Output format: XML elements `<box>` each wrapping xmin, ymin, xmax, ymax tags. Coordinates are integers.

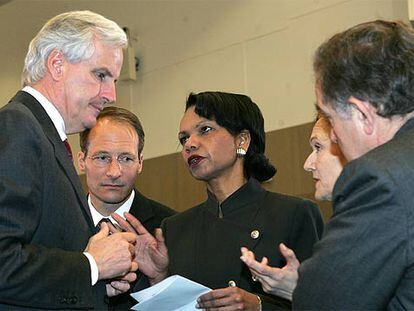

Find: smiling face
<box><xmin>60</xmin><ymin>39</ymin><xmax>123</xmax><ymax>134</ymax></box>
<box><xmin>77</xmin><ymin>118</ymin><xmax>143</xmax><ymax>211</ymax></box>
<box><xmin>304</xmin><ymin>118</ymin><xmax>346</xmax><ymax>201</ymax></box>
<box><xmin>178</xmin><ymin>106</ymin><xmax>245</xmax><ymax>183</ymax></box>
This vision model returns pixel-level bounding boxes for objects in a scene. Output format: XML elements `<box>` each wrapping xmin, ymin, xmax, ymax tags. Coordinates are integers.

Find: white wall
<box><xmin>0</xmin><ymin>0</ymin><xmax>408</xmax><ymax>167</ymax></box>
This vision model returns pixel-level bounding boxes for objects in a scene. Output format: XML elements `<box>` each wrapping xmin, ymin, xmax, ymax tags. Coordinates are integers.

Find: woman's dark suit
<box><xmin>162</xmin><ymin>178</ymin><xmax>323</xmax><ymax>310</ymax></box>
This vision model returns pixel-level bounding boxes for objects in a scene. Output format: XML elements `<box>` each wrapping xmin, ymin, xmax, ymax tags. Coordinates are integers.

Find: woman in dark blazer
<box><xmin>119</xmin><ymin>91</ymin><xmax>323</xmax><ymax>310</ymax></box>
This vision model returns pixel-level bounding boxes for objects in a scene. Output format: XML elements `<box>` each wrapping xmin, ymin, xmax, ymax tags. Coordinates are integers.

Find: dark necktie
<box><xmin>96</xmin><ymin>218</ymin><xmax>123</xmax><ymax>233</ymax></box>
<box><xmin>63</xmin><ymin>139</ymin><xmax>73</xmax><ymax>161</ymax></box>
<box><xmin>96</xmin><ymin>218</ymin><xmax>112</xmax><ymax>231</ymax></box>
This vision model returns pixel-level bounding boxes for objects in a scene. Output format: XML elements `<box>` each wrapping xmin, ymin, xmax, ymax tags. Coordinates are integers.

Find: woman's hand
<box><xmin>197</xmin><ymin>287</ymin><xmax>261</xmax><ymax>310</ymax></box>
<box><xmin>112</xmin><ymin>212</ymin><xmax>169</xmax><ymax>285</ymax></box>
<box><xmin>240</xmin><ymin>243</ymin><xmax>300</xmax><ymax>301</ymax></box>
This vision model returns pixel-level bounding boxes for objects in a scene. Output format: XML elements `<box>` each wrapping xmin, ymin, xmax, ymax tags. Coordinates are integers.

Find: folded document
<box><xmin>131</xmin><ymin>275</ymin><xmax>211</xmax><ymax>311</ymax></box>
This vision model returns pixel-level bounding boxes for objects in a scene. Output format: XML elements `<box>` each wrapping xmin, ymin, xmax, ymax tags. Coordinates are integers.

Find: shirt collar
<box><xmin>88</xmin><ymin>190</ymin><xmax>135</xmax><ymax>226</ymax></box>
<box><xmin>22</xmin><ymin>86</ymin><xmax>67</xmax><ymax>141</ymax></box>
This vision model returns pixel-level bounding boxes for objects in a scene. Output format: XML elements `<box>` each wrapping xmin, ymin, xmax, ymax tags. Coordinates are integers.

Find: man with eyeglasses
<box><xmin>78</xmin><ymin>106</ymin><xmax>176</xmax><ymax>310</ymax></box>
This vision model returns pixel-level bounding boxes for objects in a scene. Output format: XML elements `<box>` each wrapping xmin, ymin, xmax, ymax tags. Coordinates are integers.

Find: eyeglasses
<box><xmin>88</xmin><ymin>154</ymin><xmax>139</xmax><ymax>168</ymax></box>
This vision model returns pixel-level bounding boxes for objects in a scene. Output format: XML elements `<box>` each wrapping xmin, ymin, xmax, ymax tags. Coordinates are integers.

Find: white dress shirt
<box><xmin>88</xmin><ymin>190</ymin><xmax>135</xmax><ymax>226</ymax></box>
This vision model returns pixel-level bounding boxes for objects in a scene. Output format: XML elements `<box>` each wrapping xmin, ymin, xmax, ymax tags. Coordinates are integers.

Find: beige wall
<box><xmin>0</xmin><ymin>0</ymin><xmax>408</xmax><ymax>170</ymax></box>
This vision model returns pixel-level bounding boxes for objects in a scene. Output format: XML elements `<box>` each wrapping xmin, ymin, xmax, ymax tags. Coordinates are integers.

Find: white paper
<box><xmin>130</xmin><ymin>275</ymin><xmax>211</xmax><ymax>311</ymax></box>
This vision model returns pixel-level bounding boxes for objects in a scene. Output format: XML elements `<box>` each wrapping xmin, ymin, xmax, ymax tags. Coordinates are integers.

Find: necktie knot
<box><xmin>63</xmin><ymin>139</ymin><xmax>73</xmax><ymax>161</ymax></box>
<box><xmin>96</xmin><ymin>218</ymin><xmax>112</xmax><ymax>232</ymax></box>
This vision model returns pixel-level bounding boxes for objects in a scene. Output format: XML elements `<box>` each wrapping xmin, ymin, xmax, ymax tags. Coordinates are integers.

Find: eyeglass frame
<box><xmin>87</xmin><ymin>153</ymin><xmax>140</xmax><ymax>168</ymax></box>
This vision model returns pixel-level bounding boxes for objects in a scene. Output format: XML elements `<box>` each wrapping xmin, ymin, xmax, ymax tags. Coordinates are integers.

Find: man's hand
<box><xmin>240</xmin><ymin>243</ymin><xmax>299</xmax><ymax>301</ymax></box>
<box><xmin>197</xmin><ymin>287</ymin><xmax>261</xmax><ymax>311</ymax></box>
<box><xmin>85</xmin><ymin>222</ymin><xmax>138</xmax><ymax>280</ymax></box>
<box><xmin>112</xmin><ymin>212</ymin><xmax>169</xmax><ymax>285</ymax></box>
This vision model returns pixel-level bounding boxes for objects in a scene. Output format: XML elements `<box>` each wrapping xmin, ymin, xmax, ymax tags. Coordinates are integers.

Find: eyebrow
<box><xmin>178</xmin><ymin>120</ymin><xmax>211</xmax><ymax>136</ymax></box>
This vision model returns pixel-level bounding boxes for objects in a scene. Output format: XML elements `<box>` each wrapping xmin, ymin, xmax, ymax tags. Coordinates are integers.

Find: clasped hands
<box><xmin>84</xmin><ymin>221</ymin><xmax>138</xmax><ymax>297</ymax></box>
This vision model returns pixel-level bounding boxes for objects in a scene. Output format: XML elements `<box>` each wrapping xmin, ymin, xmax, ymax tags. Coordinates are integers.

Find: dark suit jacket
<box><xmin>294</xmin><ymin>118</ymin><xmax>414</xmax><ymax>310</ymax></box>
<box><xmin>0</xmin><ymin>91</ymin><xmax>107</xmax><ymax>310</ymax></box>
<box><xmin>108</xmin><ymin>190</ymin><xmax>176</xmax><ymax>310</ymax></box>
<box><xmin>162</xmin><ymin>178</ymin><xmax>324</xmax><ymax>310</ymax></box>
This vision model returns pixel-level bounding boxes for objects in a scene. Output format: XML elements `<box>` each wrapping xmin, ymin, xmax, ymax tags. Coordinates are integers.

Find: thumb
<box><xmin>154</xmin><ymin>228</ymin><xmax>168</xmax><ymax>253</ymax></box>
<box><xmin>154</xmin><ymin>228</ymin><xmax>165</xmax><ymax>243</ymax></box>
<box><xmin>279</xmin><ymin>243</ymin><xmax>300</xmax><ymax>269</ymax></box>
<box><xmin>95</xmin><ymin>222</ymin><xmax>110</xmax><ymax>240</ymax></box>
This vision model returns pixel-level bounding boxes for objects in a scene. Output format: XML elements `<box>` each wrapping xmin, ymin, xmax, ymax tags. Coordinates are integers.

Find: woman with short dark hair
<box><xmin>117</xmin><ymin>91</ymin><xmax>323</xmax><ymax>310</ymax></box>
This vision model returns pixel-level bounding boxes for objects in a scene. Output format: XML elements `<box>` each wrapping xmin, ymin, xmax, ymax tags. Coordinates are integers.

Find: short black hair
<box><xmin>185</xmin><ymin>91</ymin><xmax>276</xmax><ymax>182</ymax></box>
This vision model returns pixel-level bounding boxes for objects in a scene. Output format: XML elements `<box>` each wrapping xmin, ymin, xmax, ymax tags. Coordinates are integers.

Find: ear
<box><xmin>77</xmin><ymin>151</ymin><xmax>86</xmax><ymax>172</ymax></box>
<box><xmin>47</xmin><ymin>49</ymin><xmax>65</xmax><ymax>81</ymax></box>
<box><xmin>136</xmin><ymin>153</ymin><xmax>144</xmax><ymax>174</ymax></box>
<box><xmin>236</xmin><ymin>130</ymin><xmax>251</xmax><ymax>151</ymax></box>
<box><xmin>348</xmin><ymin>96</ymin><xmax>377</xmax><ymax>135</ymax></box>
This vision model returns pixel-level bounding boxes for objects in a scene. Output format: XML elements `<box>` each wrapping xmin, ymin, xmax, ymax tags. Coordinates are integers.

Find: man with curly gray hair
<box><xmin>0</xmin><ymin>11</ymin><xmax>138</xmax><ymax>310</ymax></box>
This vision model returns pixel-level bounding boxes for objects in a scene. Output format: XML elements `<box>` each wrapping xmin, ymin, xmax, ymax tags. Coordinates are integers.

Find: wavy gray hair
<box><xmin>22</xmin><ymin>10</ymin><xmax>127</xmax><ymax>86</ymax></box>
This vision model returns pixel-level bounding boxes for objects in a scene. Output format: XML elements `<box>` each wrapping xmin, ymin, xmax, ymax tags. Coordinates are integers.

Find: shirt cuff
<box><xmin>83</xmin><ymin>252</ymin><xmax>99</xmax><ymax>285</ymax></box>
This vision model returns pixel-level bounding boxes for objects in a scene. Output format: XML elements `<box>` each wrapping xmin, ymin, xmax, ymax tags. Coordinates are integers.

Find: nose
<box><xmin>303</xmin><ymin>151</ymin><xmax>316</xmax><ymax>172</ymax></box>
<box><xmin>100</xmin><ymin>81</ymin><xmax>117</xmax><ymax>103</ymax></box>
<box><xmin>184</xmin><ymin>135</ymin><xmax>199</xmax><ymax>153</ymax></box>
<box><xmin>106</xmin><ymin>158</ymin><xmax>122</xmax><ymax>178</ymax></box>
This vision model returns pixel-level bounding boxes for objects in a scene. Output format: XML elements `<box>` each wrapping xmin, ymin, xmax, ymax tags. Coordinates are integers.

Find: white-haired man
<box><xmin>0</xmin><ymin>11</ymin><xmax>137</xmax><ymax>310</ymax></box>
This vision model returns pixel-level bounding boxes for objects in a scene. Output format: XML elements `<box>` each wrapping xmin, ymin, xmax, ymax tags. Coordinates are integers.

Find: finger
<box><xmin>107</xmin><ymin>221</ymin><xmax>120</xmax><ymax>234</ymax></box>
<box><xmin>240</xmin><ymin>247</ymin><xmax>253</xmax><ymax>262</ymax></box>
<box><xmin>240</xmin><ymin>248</ymin><xmax>256</xmax><ymax>265</ymax></box>
<box><xmin>116</xmin><ymin>231</ymin><xmax>137</xmax><ymax>244</ymax></box>
<box><xmin>94</xmin><ymin>222</ymin><xmax>110</xmax><ymax>239</ymax></box>
<box><xmin>280</xmin><ymin>243</ymin><xmax>300</xmax><ymax>269</ymax></box>
<box><xmin>110</xmin><ymin>280</ymin><xmax>131</xmax><ymax>293</ymax></box>
<box><xmin>240</xmin><ymin>247</ymin><xmax>249</xmax><ymax>257</ymax></box>
<box><xmin>197</xmin><ymin>287</ymin><xmax>243</xmax><ymax>309</ymax></box>
<box><xmin>130</xmin><ymin>261</ymin><xmax>139</xmax><ymax>272</ymax></box>
<box><xmin>198</xmin><ymin>288</ymin><xmax>230</xmax><ymax>303</ymax></box>
<box><xmin>242</xmin><ymin>254</ymin><xmax>266</xmax><ymax>273</ymax></box>
<box><xmin>106</xmin><ymin>283</ymin><xmax>121</xmax><ymax>297</ymax></box>
<box><xmin>112</xmin><ymin>213</ymin><xmax>136</xmax><ymax>233</ymax></box>
<box><xmin>124</xmin><ymin>212</ymin><xmax>151</xmax><ymax>235</ymax></box>
<box><xmin>154</xmin><ymin>228</ymin><xmax>165</xmax><ymax>242</ymax></box>
<box><xmin>152</xmin><ymin>228</ymin><xmax>168</xmax><ymax>255</ymax></box>
<box><xmin>116</xmin><ymin>272</ymin><xmax>137</xmax><ymax>283</ymax></box>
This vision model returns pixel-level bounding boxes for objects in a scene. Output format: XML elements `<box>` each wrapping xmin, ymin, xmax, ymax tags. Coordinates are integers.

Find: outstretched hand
<box><xmin>112</xmin><ymin>212</ymin><xmax>169</xmax><ymax>285</ymax></box>
<box><xmin>240</xmin><ymin>243</ymin><xmax>299</xmax><ymax>301</ymax></box>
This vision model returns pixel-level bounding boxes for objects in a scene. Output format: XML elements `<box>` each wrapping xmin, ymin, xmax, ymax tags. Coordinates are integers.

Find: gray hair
<box><xmin>22</xmin><ymin>10</ymin><xmax>127</xmax><ymax>86</ymax></box>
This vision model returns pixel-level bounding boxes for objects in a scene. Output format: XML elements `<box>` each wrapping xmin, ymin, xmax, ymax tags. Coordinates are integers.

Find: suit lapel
<box><xmin>11</xmin><ymin>91</ymin><xmax>94</xmax><ymax>228</ymax></box>
<box><xmin>129</xmin><ymin>190</ymin><xmax>154</xmax><ymax>224</ymax></box>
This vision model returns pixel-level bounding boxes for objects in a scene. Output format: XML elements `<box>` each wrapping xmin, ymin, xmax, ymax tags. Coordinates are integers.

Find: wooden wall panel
<box><xmin>79</xmin><ymin>122</ymin><xmax>333</xmax><ymax>221</ymax></box>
